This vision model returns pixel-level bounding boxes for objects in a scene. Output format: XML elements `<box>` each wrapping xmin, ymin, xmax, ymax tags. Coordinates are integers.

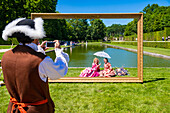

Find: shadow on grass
<box><xmin>0</xmin><ymin>78</ymin><xmax>166</xmax><ymax>86</ymax></box>
<box><xmin>49</xmin><ymin>82</ymin><xmax>137</xmax><ymax>84</ymax></box>
<box><xmin>143</xmin><ymin>78</ymin><xmax>166</xmax><ymax>83</ymax></box>
<box><xmin>48</xmin><ymin>78</ymin><xmax>166</xmax><ymax>84</ymax></box>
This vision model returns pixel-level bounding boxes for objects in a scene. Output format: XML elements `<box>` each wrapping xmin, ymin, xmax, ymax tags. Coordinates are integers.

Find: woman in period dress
<box><xmin>100</xmin><ymin>58</ymin><xmax>116</xmax><ymax>77</ymax></box>
<box><xmin>79</xmin><ymin>58</ymin><xmax>100</xmax><ymax>77</ymax></box>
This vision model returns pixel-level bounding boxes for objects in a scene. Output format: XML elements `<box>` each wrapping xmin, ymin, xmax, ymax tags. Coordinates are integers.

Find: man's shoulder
<box><xmin>2</xmin><ymin>49</ymin><xmax>13</xmax><ymax>56</ymax></box>
<box><xmin>13</xmin><ymin>45</ymin><xmax>47</xmax><ymax>60</ymax></box>
<box><xmin>36</xmin><ymin>51</ymin><xmax>47</xmax><ymax>60</ymax></box>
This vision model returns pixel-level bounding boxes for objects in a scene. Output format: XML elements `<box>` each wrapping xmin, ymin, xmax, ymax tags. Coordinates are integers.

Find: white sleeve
<box><xmin>37</xmin><ymin>45</ymin><xmax>46</xmax><ymax>55</ymax></box>
<box><xmin>55</xmin><ymin>48</ymin><xmax>69</xmax><ymax>64</ymax></box>
<box><xmin>38</xmin><ymin>48</ymin><xmax>69</xmax><ymax>82</ymax></box>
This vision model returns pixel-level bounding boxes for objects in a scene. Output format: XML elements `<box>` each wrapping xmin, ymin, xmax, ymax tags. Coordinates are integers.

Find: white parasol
<box><xmin>93</xmin><ymin>51</ymin><xmax>111</xmax><ymax>59</ymax></box>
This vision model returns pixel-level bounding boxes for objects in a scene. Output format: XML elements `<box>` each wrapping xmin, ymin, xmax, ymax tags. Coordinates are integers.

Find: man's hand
<box><xmin>40</xmin><ymin>41</ymin><xmax>49</xmax><ymax>51</ymax></box>
<box><xmin>54</xmin><ymin>40</ymin><xmax>61</xmax><ymax>49</ymax></box>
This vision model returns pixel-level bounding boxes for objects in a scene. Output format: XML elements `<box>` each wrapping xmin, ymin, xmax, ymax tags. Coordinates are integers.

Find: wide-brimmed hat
<box><xmin>2</xmin><ymin>18</ymin><xmax>46</xmax><ymax>41</ymax></box>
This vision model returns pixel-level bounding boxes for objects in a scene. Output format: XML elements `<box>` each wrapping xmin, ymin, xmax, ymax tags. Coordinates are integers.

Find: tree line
<box><xmin>0</xmin><ymin>1</ymin><xmax>169</xmax><ymax>43</ymax></box>
<box><xmin>124</xmin><ymin>4</ymin><xmax>170</xmax><ymax>36</ymax></box>
<box><xmin>0</xmin><ymin>0</ymin><xmax>57</xmax><ymax>35</ymax></box>
<box><xmin>42</xmin><ymin>4</ymin><xmax>170</xmax><ymax>41</ymax></box>
<box><xmin>45</xmin><ymin>19</ymin><xmax>106</xmax><ymax>41</ymax></box>
<box><xmin>0</xmin><ymin>0</ymin><xmax>58</xmax><ymax>44</ymax></box>
<box><xmin>0</xmin><ymin>0</ymin><xmax>106</xmax><ymax>42</ymax></box>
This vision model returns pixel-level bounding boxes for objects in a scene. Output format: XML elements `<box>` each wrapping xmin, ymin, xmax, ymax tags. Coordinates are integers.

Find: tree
<box><xmin>124</xmin><ymin>19</ymin><xmax>137</xmax><ymax>36</ymax></box>
<box><xmin>0</xmin><ymin>0</ymin><xmax>58</xmax><ymax>42</ymax></box>
<box><xmin>90</xmin><ymin>19</ymin><xmax>106</xmax><ymax>41</ymax></box>
<box><xmin>67</xmin><ymin>19</ymin><xmax>89</xmax><ymax>41</ymax></box>
<box><xmin>44</xmin><ymin>19</ymin><xmax>68</xmax><ymax>41</ymax></box>
<box><xmin>106</xmin><ymin>24</ymin><xmax>126</xmax><ymax>37</ymax></box>
<box><xmin>124</xmin><ymin>4</ymin><xmax>170</xmax><ymax>36</ymax></box>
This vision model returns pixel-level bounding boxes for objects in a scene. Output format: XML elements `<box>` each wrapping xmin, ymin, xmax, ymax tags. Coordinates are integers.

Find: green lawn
<box><xmin>0</xmin><ymin>68</ymin><xmax>170</xmax><ymax>113</ymax></box>
<box><xmin>104</xmin><ymin>42</ymin><xmax>170</xmax><ymax>56</ymax></box>
<box><xmin>0</xmin><ymin>45</ymin><xmax>15</xmax><ymax>49</ymax></box>
<box><xmin>0</xmin><ymin>45</ymin><xmax>16</xmax><ymax>59</ymax></box>
<box><xmin>0</xmin><ymin>53</ymin><xmax>4</xmax><ymax>60</ymax></box>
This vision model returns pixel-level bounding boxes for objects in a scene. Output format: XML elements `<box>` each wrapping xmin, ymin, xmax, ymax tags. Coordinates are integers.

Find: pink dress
<box><xmin>101</xmin><ymin>63</ymin><xmax>115</xmax><ymax>77</ymax></box>
<box><xmin>79</xmin><ymin>63</ymin><xmax>100</xmax><ymax>77</ymax></box>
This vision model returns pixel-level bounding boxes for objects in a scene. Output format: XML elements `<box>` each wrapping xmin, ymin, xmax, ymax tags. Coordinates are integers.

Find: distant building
<box><xmin>119</xmin><ymin>36</ymin><xmax>124</xmax><ymax>41</ymax></box>
<box><xmin>112</xmin><ymin>37</ymin><xmax>117</xmax><ymax>41</ymax></box>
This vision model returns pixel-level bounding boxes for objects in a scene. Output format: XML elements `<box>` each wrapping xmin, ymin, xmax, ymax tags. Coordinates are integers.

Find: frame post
<box><xmin>137</xmin><ymin>14</ymin><xmax>143</xmax><ymax>82</ymax></box>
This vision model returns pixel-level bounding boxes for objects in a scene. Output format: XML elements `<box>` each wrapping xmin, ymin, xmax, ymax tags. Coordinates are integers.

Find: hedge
<box><xmin>109</xmin><ymin>41</ymin><xmax>170</xmax><ymax>49</ymax></box>
<box><xmin>124</xmin><ymin>27</ymin><xmax>169</xmax><ymax>41</ymax></box>
<box><xmin>165</xmin><ymin>27</ymin><xmax>170</xmax><ymax>37</ymax></box>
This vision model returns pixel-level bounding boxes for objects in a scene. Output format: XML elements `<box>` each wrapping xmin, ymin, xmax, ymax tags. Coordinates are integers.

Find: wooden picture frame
<box><xmin>31</xmin><ymin>13</ymin><xmax>143</xmax><ymax>83</ymax></box>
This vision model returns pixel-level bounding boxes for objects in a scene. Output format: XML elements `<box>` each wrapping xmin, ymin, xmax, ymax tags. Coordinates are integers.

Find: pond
<box><xmin>46</xmin><ymin>43</ymin><xmax>170</xmax><ymax>67</ymax></box>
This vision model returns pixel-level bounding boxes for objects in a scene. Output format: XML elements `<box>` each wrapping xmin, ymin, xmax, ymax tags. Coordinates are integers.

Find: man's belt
<box><xmin>10</xmin><ymin>97</ymin><xmax>48</xmax><ymax>113</ymax></box>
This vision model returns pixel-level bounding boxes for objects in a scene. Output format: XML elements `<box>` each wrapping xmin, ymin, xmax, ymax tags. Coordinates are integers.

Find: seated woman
<box><xmin>79</xmin><ymin>58</ymin><xmax>100</xmax><ymax>77</ymax></box>
<box><xmin>100</xmin><ymin>58</ymin><xmax>116</xmax><ymax>77</ymax></box>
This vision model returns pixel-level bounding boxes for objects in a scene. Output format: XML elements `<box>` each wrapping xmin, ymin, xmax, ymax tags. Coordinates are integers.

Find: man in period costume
<box><xmin>1</xmin><ymin>18</ymin><xmax>69</xmax><ymax>113</ymax></box>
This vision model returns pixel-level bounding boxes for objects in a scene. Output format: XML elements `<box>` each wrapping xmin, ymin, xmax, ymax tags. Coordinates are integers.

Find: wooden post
<box><xmin>137</xmin><ymin>14</ymin><xmax>143</xmax><ymax>82</ymax></box>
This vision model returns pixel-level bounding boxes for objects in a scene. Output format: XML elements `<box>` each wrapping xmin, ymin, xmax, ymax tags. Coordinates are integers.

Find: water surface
<box><xmin>47</xmin><ymin>44</ymin><xmax>170</xmax><ymax>67</ymax></box>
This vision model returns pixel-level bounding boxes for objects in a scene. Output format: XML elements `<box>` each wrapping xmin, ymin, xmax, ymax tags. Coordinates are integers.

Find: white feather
<box><xmin>2</xmin><ymin>18</ymin><xmax>25</xmax><ymax>40</ymax></box>
<box><xmin>2</xmin><ymin>17</ymin><xmax>46</xmax><ymax>41</ymax></box>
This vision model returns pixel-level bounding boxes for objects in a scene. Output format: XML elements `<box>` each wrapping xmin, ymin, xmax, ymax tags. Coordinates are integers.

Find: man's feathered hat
<box><xmin>2</xmin><ymin>18</ymin><xmax>46</xmax><ymax>41</ymax></box>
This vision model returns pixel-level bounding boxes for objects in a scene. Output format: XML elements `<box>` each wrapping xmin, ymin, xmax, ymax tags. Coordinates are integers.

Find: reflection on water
<box><xmin>46</xmin><ymin>44</ymin><xmax>170</xmax><ymax>67</ymax></box>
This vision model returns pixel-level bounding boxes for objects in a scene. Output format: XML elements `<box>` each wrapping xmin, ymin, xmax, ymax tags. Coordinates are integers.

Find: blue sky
<box><xmin>56</xmin><ymin>0</ymin><xmax>170</xmax><ymax>26</ymax></box>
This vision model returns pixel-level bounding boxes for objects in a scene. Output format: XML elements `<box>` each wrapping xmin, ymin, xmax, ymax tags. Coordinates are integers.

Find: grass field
<box><xmin>0</xmin><ymin>43</ymin><xmax>170</xmax><ymax>112</ymax></box>
<box><xmin>0</xmin><ymin>45</ymin><xmax>16</xmax><ymax>49</ymax></box>
<box><xmin>0</xmin><ymin>45</ymin><xmax>16</xmax><ymax>59</ymax></box>
<box><xmin>0</xmin><ymin>68</ymin><xmax>170</xmax><ymax>113</ymax></box>
<box><xmin>103</xmin><ymin>42</ymin><xmax>170</xmax><ymax>56</ymax></box>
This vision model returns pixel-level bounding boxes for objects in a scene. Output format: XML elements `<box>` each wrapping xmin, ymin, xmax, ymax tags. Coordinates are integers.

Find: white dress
<box><xmin>24</xmin><ymin>43</ymin><xmax>69</xmax><ymax>82</ymax></box>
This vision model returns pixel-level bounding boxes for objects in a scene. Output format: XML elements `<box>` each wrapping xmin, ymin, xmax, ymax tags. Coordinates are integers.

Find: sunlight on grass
<box><xmin>0</xmin><ymin>68</ymin><xmax>169</xmax><ymax>112</ymax></box>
